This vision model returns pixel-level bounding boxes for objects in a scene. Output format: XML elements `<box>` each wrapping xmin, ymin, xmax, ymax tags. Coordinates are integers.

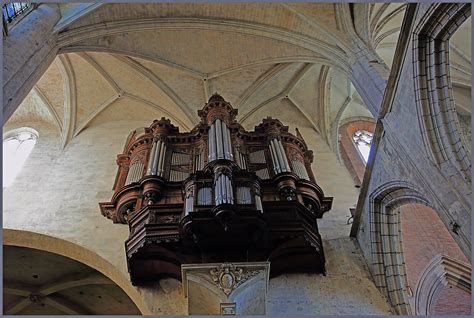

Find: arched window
<box><xmin>338</xmin><ymin>120</ymin><xmax>375</xmax><ymax>187</ymax></box>
<box><xmin>3</xmin><ymin>127</ymin><xmax>38</xmax><ymax>188</ymax></box>
<box><xmin>352</xmin><ymin>130</ymin><xmax>373</xmax><ymax>164</ymax></box>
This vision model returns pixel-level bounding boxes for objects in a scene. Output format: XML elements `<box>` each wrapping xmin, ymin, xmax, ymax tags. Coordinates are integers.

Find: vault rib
<box><xmin>286</xmin><ymin>96</ymin><xmax>321</xmax><ymax>134</ymax></box>
<box><xmin>32</xmin><ymin>85</ymin><xmax>63</xmax><ymax>133</ymax></box>
<box><xmin>74</xmin><ymin>94</ymin><xmax>120</xmax><ymax>137</ymax></box>
<box><xmin>279</xmin><ymin>3</ymin><xmax>351</xmax><ymax>53</ymax></box>
<box><xmin>112</xmin><ymin>55</ymin><xmax>199</xmax><ymax>125</ymax></box>
<box><xmin>57</xmin><ymin>54</ymin><xmax>77</xmax><ymax>149</ymax></box>
<box><xmin>318</xmin><ymin>65</ymin><xmax>331</xmax><ymax>142</ymax></box>
<box><xmin>123</xmin><ymin>92</ymin><xmax>192</xmax><ymax>131</ymax></box>
<box><xmin>76</xmin><ymin>52</ymin><xmax>122</xmax><ymax>94</ymax></box>
<box><xmin>236</xmin><ymin>63</ymin><xmax>292</xmax><ymax>110</ymax></box>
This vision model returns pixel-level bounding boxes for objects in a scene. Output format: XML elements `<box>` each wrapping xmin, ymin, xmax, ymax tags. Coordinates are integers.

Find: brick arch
<box><xmin>369</xmin><ymin>181</ymin><xmax>431</xmax><ymax>315</ymax></box>
<box><xmin>338</xmin><ymin>119</ymin><xmax>376</xmax><ymax>186</ymax></box>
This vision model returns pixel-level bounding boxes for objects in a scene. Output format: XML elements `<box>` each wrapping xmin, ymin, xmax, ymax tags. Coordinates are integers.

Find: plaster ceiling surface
<box><xmin>7</xmin><ymin>3</ymin><xmax>470</xmax><ymax>150</ymax></box>
<box><xmin>3</xmin><ymin>246</ymin><xmax>141</xmax><ymax>315</ymax></box>
<box><xmin>60</xmin><ymin>3</ymin><xmax>347</xmax><ymax>47</ymax></box>
<box><xmin>10</xmin><ymin>3</ymin><xmax>370</xmax><ymax>145</ymax></box>
<box><xmin>8</xmin><ymin>3</ymin><xmax>373</xmax><ymax>150</ymax></box>
<box><xmin>9</xmin><ymin>50</ymin><xmax>367</xmax><ymax>148</ymax></box>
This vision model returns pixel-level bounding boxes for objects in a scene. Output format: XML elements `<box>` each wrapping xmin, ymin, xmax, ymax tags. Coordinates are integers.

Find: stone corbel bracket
<box><xmin>181</xmin><ymin>262</ymin><xmax>270</xmax><ymax>315</ymax></box>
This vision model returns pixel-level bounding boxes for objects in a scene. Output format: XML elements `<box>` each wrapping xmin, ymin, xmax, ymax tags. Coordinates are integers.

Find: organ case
<box><xmin>100</xmin><ymin>94</ymin><xmax>333</xmax><ymax>284</ymax></box>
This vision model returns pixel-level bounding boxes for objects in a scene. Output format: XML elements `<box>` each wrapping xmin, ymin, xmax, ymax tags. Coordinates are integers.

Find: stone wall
<box><xmin>356</xmin><ymin>4</ymin><xmax>471</xmax><ymax>265</ymax></box>
<box><xmin>268</xmin><ymin>237</ymin><xmax>392</xmax><ymax>315</ymax></box>
<box><xmin>353</xmin><ymin>3</ymin><xmax>471</xmax><ymax>315</ymax></box>
<box><xmin>4</xmin><ymin>115</ymin><xmax>392</xmax><ymax>315</ymax></box>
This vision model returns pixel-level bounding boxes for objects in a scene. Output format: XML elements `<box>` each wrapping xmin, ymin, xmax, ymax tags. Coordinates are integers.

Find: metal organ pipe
<box><xmin>236</xmin><ymin>151</ymin><xmax>247</xmax><ymax>170</ymax></box>
<box><xmin>255</xmin><ymin>194</ymin><xmax>263</xmax><ymax>212</ymax></box>
<box><xmin>154</xmin><ymin>140</ymin><xmax>162</xmax><ymax>175</ymax></box>
<box><xmin>223</xmin><ymin>176</ymin><xmax>228</xmax><ymax>203</ymax></box>
<box><xmin>158</xmin><ymin>142</ymin><xmax>166</xmax><ymax>177</ymax></box>
<box><xmin>146</xmin><ymin>141</ymin><xmax>157</xmax><ymax>175</ymax></box>
<box><xmin>270</xmin><ymin>138</ymin><xmax>290</xmax><ymax>174</ymax></box>
<box><xmin>209</xmin><ymin>124</ymin><xmax>216</xmax><ymax>161</ymax></box>
<box><xmin>240</xmin><ymin>152</ymin><xmax>247</xmax><ymax>169</ymax></box>
<box><xmin>184</xmin><ymin>184</ymin><xmax>194</xmax><ymax>216</ymax></box>
<box><xmin>208</xmin><ymin>119</ymin><xmax>234</xmax><ymax>162</ymax></box>
<box><xmin>216</xmin><ymin>119</ymin><xmax>224</xmax><ymax>159</ymax></box>
<box><xmin>292</xmin><ymin>160</ymin><xmax>309</xmax><ymax>180</ymax></box>
<box><xmin>194</xmin><ymin>152</ymin><xmax>203</xmax><ymax>172</ymax></box>
<box><xmin>270</xmin><ymin>139</ymin><xmax>281</xmax><ymax>174</ymax></box>
<box><xmin>273</xmin><ymin>139</ymin><xmax>286</xmax><ymax>173</ymax></box>
<box><xmin>126</xmin><ymin>161</ymin><xmax>144</xmax><ymax>185</ymax></box>
<box><xmin>152</xmin><ymin>140</ymin><xmax>161</xmax><ymax>175</ymax></box>
<box><xmin>226</xmin><ymin>175</ymin><xmax>234</xmax><ymax>204</ymax></box>
<box><xmin>224</xmin><ymin>125</ymin><xmax>233</xmax><ymax>160</ymax></box>
<box><xmin>276</xmin><ymin>139</ymin><xmax>290</xmax><ymax>172</ymax></box>
<box><xmin>223</xmin><ymin>123</ymin><xmax>230</xmax><ymax>159</ymax></box>
<box><xmin>222</xmin><ymin>175</ymin><xmax>227</xmax><ymax>204</ymax></box>
<box><xmin>215</xmin><ymin>175</ymin><xmax>221</xmax><ymax>205</ymax></box>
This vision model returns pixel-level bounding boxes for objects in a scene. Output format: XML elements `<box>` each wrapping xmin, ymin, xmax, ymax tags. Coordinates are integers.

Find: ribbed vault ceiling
<box><xmin>5</xmin><ymin>3</ymin><xmax>470</xmax><ymax>152</ymax></box>
<box><xmin>3</xmin><ymin>246</ymin><xmax>140</xmax><ymax>315</ymax></box>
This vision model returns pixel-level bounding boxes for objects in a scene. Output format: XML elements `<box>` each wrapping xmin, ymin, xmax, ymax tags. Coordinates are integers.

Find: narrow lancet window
<box><xmin>352</xmin><ymin>130</ymin><xmax>373</xmax><ymax>164</ymax></box>
<box><xmin>3</xmin><ymin>128</ymin><xmax>38</xmax><ymax>188</ymax></box>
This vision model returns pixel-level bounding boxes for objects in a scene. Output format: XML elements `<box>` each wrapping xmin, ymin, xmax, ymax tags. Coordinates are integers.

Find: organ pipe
<box><xmin>224</xmin><ymin>124</ymin><xmax>233</xmax><ymax>160</ymax></box>
<box><xmin>214</xmin><ymin>172</ymin><xmax>234</xmax><ymax>205</ymax></box>
<box><xmin>158</xmin><ymin>143</ymin><xmax>166</xmax><ymax>177</ymax></box>
<box><xmin>126</xmin><ymin>161</ymin><xmax>144</xmax><ymax>185</ymax></box>
<box><xmin>208</xmin><ymin>118</ymin><xmax>234</xmax><ymax>162</ymax></box>
<box><xmin>269</xmin><ymin>140</ymin><xmax>280</xmax><ymax>174</ymax></box>
<box><xmin>146</xmin><ymin>141</ymin><xmax>157</xmax><ymax>175</ymax></box>
<box><xmin>184</xmin><ymin>183</ymin><xmax>194</xmax><ymax>215</ymax></box>
<box><xmin>216</xmin><ymin>119</ymin><xmax>224</xmax><ymax>159</ymax></box>
<box><xmin>255</xmin><ymin>194</ymin><xmax>263</xmax><ymax>212</ymax></box>
<box><xmin>292</xmin><ymin>160</ymin><xmax>309</xmax><ymax>180</ymax></box>
<box><xmin>269</xmin><ymin>138</ymin><xmax>290</xmax><ymax>174</ymax></box>
<box><xmin>273</xmin><ymin>139</ymin><xmax>285</xmax><ymax>172</ymax></box>
<box><xmin>209</xmin><ymin>124</ymin><xmax>216</xmax><ymax>161</ymax></box>
<box><xmin>276</xmin><ymin>139</ymin><xmax>291</xmax><ymax>171</ymax></box>
<box><xmin>153</xmin><ymin>140</ymin><xmax>162</xmax><ymax>175</ymax></box>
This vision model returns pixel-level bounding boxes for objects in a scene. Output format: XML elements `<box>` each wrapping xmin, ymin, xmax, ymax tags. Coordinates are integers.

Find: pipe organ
<box><xmin>100</xmin><ymin>94</ymin><xmax>333</xmax><ymax>285</ymax></box>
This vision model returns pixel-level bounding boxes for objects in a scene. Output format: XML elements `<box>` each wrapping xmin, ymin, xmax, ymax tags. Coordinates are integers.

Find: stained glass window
<box><xmin>352</xmin><ymin>130</ymin><xmax>373</xmax><ymax>164</ymax></box>
<box><xmin>2</xmin><ymin>3</ymin><xmax>31</xmax><ymax>24</ymax></box>
<box><xmin>3</xmin><ymin>128</ymin><xmax>38</xmax><ymax>188</ymax></box>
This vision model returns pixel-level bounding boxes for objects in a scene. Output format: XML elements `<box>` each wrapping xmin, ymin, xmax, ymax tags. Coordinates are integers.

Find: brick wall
<box><xmin>433</xmin><ymin>284</ymin><xmax>471</xmax><ymax>315</ymax></box>
<box><xmin>400</xmin><ymin>203</ymin><xmax>470</xmax><ymax>314</ymax></box>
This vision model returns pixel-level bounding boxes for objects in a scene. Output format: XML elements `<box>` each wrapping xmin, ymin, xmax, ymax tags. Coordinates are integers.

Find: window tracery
<box><xmin>352</xmin><ymin>130</ymin><xmax>373</xmax><ymax>164</ymax></box>
<box><xmin>3</xmin><ymin>127</ymin><xmax>38</xmax><ymax>188</ymax></box>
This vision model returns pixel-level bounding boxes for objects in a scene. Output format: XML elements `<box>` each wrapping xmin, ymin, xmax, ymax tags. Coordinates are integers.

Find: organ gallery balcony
<box><xmin>99</xmin><ymin>94</ymin><xmax>333</xmax><ymax>285</ymax></box>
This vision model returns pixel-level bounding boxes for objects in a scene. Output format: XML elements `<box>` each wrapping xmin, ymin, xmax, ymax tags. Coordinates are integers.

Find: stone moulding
<box><xmin>414</xmin><ymin>254</ymin><xmax>471</xmax><ymax>315</ymax></box>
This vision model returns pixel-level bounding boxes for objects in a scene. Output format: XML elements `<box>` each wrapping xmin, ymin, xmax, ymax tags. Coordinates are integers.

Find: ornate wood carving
<box><xmin>99</xmin><ymin>94</ymin><xmax>333</xmax><ymax>284</ymax></box>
